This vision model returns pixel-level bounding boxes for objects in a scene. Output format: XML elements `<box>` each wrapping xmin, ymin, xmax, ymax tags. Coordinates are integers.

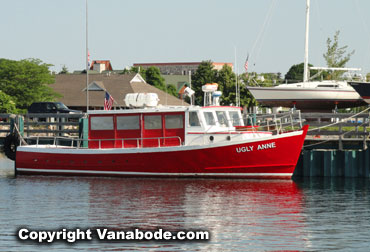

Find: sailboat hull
<box><xmin>247</xmin><ymin>86</ymin><xmax>366</xmax><ymax>112</ymax></box>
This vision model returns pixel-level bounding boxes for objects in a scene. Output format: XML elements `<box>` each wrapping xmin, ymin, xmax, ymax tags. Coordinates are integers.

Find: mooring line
<box><xmin>307</xmin><ymin>106</ymin><xmax>370</xmax><ymax>132</ymax></box>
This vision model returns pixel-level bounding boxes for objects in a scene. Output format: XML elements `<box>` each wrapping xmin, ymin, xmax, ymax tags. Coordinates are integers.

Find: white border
<box><xmin>17</xmin><ymin>168</ymin><xmax>292</xmax><ymax>177</ymax></box>
<box><xmin>17</xmin><ymin>130</ymin><xmax>304</xmax><ymax>155</ymax></box>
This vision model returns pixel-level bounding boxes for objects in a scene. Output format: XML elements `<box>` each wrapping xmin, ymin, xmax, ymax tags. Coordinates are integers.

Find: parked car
<box><xmin>28</xmin><ymin>102</ymin><xmax>81</xmax><ymax>114</ymax></box>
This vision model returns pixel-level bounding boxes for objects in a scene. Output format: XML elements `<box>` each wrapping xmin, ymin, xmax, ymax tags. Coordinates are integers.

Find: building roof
<box><xmin>134</xmin><ymin>62</ymin><xmax>232</xmax><ymax>67</ymax></box>
<box><xmin>90</xmin><ymin>60</ymin><xmax>113</xmax><ymax>71</ymax></box>
<box><xmin>52</xmin><ymin>73</ymin><xmax>188</xmax><ymax>108</ymax></box>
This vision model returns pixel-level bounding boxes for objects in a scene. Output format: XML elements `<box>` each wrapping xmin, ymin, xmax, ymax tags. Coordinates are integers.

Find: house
<box><xmin>161</xmin><ymin>75</ymin><xmax>190</xmax><ymax>91</ymax></box>
<box><xmin>90</xmin><ymin>60</ymin><xmax>113</xmax><ymax>73</ymax></box>
<box><xmin>52</xmin><ymin>73</ymin><xmax>188</xmax><ymax>111</ymax></box>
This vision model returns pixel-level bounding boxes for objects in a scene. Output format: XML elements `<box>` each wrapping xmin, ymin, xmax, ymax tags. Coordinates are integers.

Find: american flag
<box><xmin>87</xmin><ymin>50</ymin><xmax>91</xmax><ymax>68</ymax></box>
<box><xmin>104</xmin><ymin>92</ymin><xmax>114</xmax><ymax>110</ymax></box>
<box><xmin>244</xmin><ymin>54</ymin><xmax>249</xmax><ymax>72</ymax></box>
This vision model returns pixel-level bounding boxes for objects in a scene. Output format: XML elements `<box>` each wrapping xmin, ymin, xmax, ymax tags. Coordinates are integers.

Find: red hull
<box><xmin>15</xmin><ymin>126</ymin><xmax>308</xmax><ymax>179</ymax></box>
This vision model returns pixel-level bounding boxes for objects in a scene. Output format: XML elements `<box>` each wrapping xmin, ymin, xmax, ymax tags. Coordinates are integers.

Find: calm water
<box><xmin>1</xmin><ymin>155</ymin><xmax>370</xmax><ymax>251</ymax></box>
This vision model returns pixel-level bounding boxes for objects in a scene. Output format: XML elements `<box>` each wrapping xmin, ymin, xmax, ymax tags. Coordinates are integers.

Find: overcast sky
<box><xmin>2</xmin><ymin>0</ymin><xmax>370</xmax><ymax>76</ymax></box>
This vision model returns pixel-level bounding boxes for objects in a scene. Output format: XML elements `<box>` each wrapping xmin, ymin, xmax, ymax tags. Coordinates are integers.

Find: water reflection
<box><xmin>294</xmin><ymin>177</ymin><xmax>370</xmax><ymax>251</ymax></box>
<box><xmin>86</xmin><ymin>178</ymin><xmax>304</xmax><ymax>231</ymax></box>
<box><xmin>2</xmin><ymin>160</ymin><xmax>370</xmax><ymax>251</ymax></box>
<box><xmin>0</xmin><ymin>171</ymin><xmax>307</xmax><ymax>251</ymax></box>
<box><xmin>0</xmin><ymin>154</ymin><xmax>14</xmax><ymax>178</ymax></box>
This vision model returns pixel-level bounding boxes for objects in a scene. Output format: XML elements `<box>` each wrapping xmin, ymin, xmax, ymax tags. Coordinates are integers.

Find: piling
<box><xmin>294</xmin><ymin>147</ymin><xmax>370</xmax><ymax>178</ymax></box>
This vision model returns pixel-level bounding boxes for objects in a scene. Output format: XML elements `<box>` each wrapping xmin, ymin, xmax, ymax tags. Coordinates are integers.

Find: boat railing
<box><xmin>244</xmin><ymin>110</ymin><xmax>303</xmax><ymax>134</ymax></box>
<box><xmin>20</xmin><ymin>136</ymin><xmax>182</xmax><ymax>149</ymax></box>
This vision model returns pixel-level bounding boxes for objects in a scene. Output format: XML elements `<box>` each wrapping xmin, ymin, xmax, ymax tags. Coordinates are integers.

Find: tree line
<box><xmin>0</xmin><ymin>30</ymin><xmax>358</xmax><ymax>113</ymax></box>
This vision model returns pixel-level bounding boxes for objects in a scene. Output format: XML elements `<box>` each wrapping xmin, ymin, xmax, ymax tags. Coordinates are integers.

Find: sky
<box><xmin>2</xmin><ymin>0</ymin><xmax>370</xmax><ymax>76</ymax></box>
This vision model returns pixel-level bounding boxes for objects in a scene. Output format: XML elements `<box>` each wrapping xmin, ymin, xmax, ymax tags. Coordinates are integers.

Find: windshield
<box><xmin>229</xmin><ymin>111</ymin><xmax>241</xmax><ymax>126</ymax></box>
<box><xmin>204</xmin><ymin>112</ymin><xmax>216</xmax><ymax>126</ymax></box>
<box><xmin>55</xmin><ymin>102</ymin><xmax>68</xmax><ymax>109</ymax></box>
<box><xmin>216</xmin><ymin>111</ymin><xmax>229</xmax><ymax>127</ymax></box>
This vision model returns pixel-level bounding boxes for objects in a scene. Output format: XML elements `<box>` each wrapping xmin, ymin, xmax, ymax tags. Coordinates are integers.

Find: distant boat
<box><xmin>348</xmin><ymin>81</ymin><xmax>370</xmax><ymax>104</ymax></box>
<box><xmin>247</xmin><ymin>79</ymin><xmax>366</xmax><ymax>112</ymax></box>
<box><xmin>246</xmin><ymin>0</ymin><xmax>366</xmax><ymax>112</ymax></box>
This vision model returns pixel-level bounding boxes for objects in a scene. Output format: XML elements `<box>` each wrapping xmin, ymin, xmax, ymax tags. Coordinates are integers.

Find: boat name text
<box><xmin>236</xmin><ymin>142</ymin><xmax>276</xmax><ymax>153</ymax></box>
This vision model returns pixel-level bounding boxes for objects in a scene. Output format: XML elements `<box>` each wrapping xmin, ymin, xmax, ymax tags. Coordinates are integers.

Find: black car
<box><xmin>28</xmin><ymin>102</ymin><xmax>81</xmax><ymax>114</ymax></box>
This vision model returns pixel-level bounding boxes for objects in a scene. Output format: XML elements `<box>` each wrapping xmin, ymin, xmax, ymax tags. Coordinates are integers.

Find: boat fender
<box><xmin>209</xmin><ymin>136</ymin><xmax>214</xmax><ymax>142</ymax></box>
<box><xmin>4</xmin><ymin>133</ymin><xmax>19</xmax><ymax>161</ymax></box>
<box><xmin>226</xmin><ymin>136</ymin><xmax>231</xmax><ymax>141</ymax></box>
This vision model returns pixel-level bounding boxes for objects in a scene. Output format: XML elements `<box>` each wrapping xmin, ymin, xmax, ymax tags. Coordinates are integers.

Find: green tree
<box><xmin>59</xmin><ymin>65</ymin><xmax>69</xmax><ymax>74</ymax></box>
<box><xmin>145</xmin><ymin>67</ymin><xmax>166</xmax><ymax>90</ymax></box>
<box><xmin>0</xmin><ymin>90</ymin><xmax>17</xmax><ymax>113</ymax></box>
<box><xmin>0</xmin><ymin>58</ymin><xmax>60</xmax><ymax>111</ymax></box>
<box><xmin>323</xmin><ymin>30</ymin><xmax>355</xmax><ymax>79</ymax></box>
<box><xmin>239</xmin><ymin>74</ymin><xmax>258</xmax><ymax>107</ymax></box>
<box><xmin>216</xmin><ymin>64</ymin><xmax>236</xmax><ymax>105</ymax></box>
<box><xmin>191</xmin><ymin>61</ymin><xmax>217</xmax><ymax>105</ymax></box>
<box><xmin>285</xmin><ymin>63</ymin><xmax>325</xmax><ymax>82</ymax></box>
<box><xmin>165</xmin><ymin>84</ymin><xmax>178</xmax><ymax>97</ymax></box>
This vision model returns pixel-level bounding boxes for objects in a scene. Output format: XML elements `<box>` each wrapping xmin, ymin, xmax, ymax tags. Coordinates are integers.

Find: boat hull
<box><xmin>247</xmin><ymin>86</ymin><xmax>366</xmax><ymax>112</ymax></box>
<box><xmin>15</xmin><ymin>126</ymin><xmax>308</xmax><ymax>179</ymax></box>
<box><xmin>349</xmin><ymin>82</ymin><xmax>370</xmax><ymax>104</ymax></box>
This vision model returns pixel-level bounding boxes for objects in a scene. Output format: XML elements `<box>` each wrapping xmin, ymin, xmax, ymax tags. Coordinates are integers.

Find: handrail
<box><xmin>21</xmin><ymin>135</ymin><xmax>182</xmax><ymax>149</ymax></box>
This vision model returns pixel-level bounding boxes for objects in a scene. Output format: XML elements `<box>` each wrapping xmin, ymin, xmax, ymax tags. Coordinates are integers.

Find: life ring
<box><xmin>4</xmin><ymin>133</ymin><xmax>19</xmax><ymax>161</ymax></box>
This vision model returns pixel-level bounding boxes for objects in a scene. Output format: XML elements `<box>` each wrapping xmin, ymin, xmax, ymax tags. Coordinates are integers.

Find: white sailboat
<box><xmin>246</xmin><ymin>0</ymin><xmax>366</xmax><ymax>112</ymax></box>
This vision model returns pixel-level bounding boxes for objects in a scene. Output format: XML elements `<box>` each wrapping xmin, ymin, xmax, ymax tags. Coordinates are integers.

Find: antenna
<box><xmin>303</xmin><ymin>0</ymin><xmax>310</xmax><ymax>83</ymax></box>
<box><xmin>85</xmin><ymin>0</ymin><xmax>89</xmax><ymax>111</ymax></box>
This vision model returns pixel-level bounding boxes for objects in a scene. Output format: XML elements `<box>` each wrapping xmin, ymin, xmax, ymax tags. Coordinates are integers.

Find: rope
<box><xmin>249</xmin><ymin>0</ymin><xmax>277</xmax><ymax>69</ymax></box>
<box><xmin>13</xmin><ymin>119</ymin><xmax>27</xmax><ymax>145</ymax></box>
<box><xmin>307</xmin><ymin>106</ymin><xmax>370</xmax><ymax>132</ymax></box>
<box><xmin>303</xmin><ymin>107</ymin><xmax>370</xmax><ymax>148</ymax></box>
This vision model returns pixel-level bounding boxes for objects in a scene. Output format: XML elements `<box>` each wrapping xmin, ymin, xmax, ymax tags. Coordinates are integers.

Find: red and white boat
<box><xmin>15</xmin><ymin>88</ymin><xmax>308</xmax><ymax>179</ymax></box>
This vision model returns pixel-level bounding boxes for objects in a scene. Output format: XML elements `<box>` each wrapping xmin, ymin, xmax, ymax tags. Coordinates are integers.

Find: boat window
<box><xmin>204</xmin><ymin>112</ymin><xmax>216</xmax><ymax>126</ymax></box>
<box><xmin>216</xmin><ymin>111</ymin><xmax>228</xmax><ymax>127</ymax></box>
<box><xmin>318</xmin><ymin>85</ymin><xmax>338</xmax><ymax>88</ymax></box>
<box><xmin>144</xmin><ymin>115</ymin><xmax>162</xmax><ymax>129</ymax></box>
<box><xmin>229</xmin><ymin>111</ymin><xmax>241</xmax><ymax>126</ymax></box>
<box><xmin>91</xmin><ymin>116</ymin><xmax>114</xmax><ymax>130</ymax></box>
<box><xmin>189</xmin><ymin>111</ymin><xmax>200</xmax><ymax>127</ymax></box>
<box><xmin>165</xmin><ymin>114</ymin><xmax>183</xmax><ymax>129</ymax></box>
<box><xmin>117</xmin><ymin>115</ymin><xmax>140</xmax><ymax>130</ymax></box>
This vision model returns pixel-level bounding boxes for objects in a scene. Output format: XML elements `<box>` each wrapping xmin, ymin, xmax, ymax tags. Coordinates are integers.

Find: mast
<box><xmin>234</xmin><ymin>47</ymin><xmax>239</xmax><ymax>107</ymax></box>
<box><xmin>303</xmin><ymin>0</ymin><xmax>310</xmax><ymax>82</ymax></box>
<box><xmin>85</xmin><ymin>0</ymin><xmax>89</xmax><ymax>111</ymax></box>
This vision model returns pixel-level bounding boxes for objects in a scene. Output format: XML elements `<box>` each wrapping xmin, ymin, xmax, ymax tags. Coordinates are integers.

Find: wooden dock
<box><xmin>0</xmin><ymin>113</ymin><xmax>85</xmax><ymax>148</ymax></box>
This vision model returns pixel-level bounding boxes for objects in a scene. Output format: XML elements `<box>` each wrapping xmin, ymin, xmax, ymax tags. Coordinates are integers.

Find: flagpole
<box><xmin>234</xmin><ymin>46</ymin><xmax>238</xmax><ymax>107</ymax></box>
<box><xmin>86</xmin><ymin>0</ymin><xmax>89</xmax><ymax>112</ymax></box>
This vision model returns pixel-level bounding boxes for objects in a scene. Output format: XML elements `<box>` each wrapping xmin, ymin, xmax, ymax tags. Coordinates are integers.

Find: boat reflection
<box><xmin>86</xmin><ymin>178</ymin><xmax>304</xmax><ymax>235</ymax></box>
<box><xmin>10</xmin><ymin>175</ymin><xmax>307</xmax><ymax>249</ymax></box>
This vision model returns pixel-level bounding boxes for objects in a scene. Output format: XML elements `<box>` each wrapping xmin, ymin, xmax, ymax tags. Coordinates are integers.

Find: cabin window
<box><xmin>165</xmin><ymin>114</ymin><xmax>183</xmax><ymax>129</ymax></box>
<box><xmin>216</xmin><ymin>111</ymin><xmax>228</xmax><ymax>127</ymax></box>
<box><xmin>144</xmin><ymin>115</ymin><xmax>162</xmax><ymax>129</ymax></box>
<box><xmin>91</xmin><ymin>116</ymin><xmax>114</xmax><ymax>130</ymax></box>
<box><xmin>189</xmin><ymin>111</ymin><xmax>200</xmax><ymax>127</ymax></box>
<box><xmin>117</xmin><ymin>115</ymin><xmax>140</xmax><ymax>130</ymax></box>
<box><xmin>318</xmin><ymin>84</ymin><xmax>338</xmax><ymax>88</ymax></box>
<box><xmin>204</xmin><ymin>112</ymin><xmax>216</xmax><ymax>126</ymax></box>
<box><xmin>229</xmin><ymin>111</ymin><xmax>241</xmax><ymax>126</ymax></box>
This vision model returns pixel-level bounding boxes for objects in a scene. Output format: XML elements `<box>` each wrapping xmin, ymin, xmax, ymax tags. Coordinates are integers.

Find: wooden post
<box><xmin>79</xmin><ymin>117</ymin><xmax>89</xmax><ymax>148</ymax></box>
<box><xmin>338</xmin><ymin>122</ymin><xmax>343</xmax><ymax>151</ymax></box>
